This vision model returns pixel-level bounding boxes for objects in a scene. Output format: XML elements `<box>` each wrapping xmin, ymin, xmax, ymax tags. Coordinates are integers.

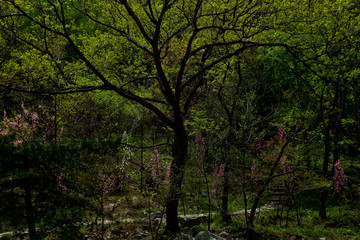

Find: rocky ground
<box><xmin>0</xmin><ymin>194</ymin><xmax>275</xmax><ymax>240</ymax></box>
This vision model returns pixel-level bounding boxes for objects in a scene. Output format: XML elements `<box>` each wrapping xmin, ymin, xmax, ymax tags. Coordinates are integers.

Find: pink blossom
<box><xmin>21</xmin><ymin>103</ymin><xmax>26</xmax><ymax>113</ymax></box>
<box><xmin>57</xmin><ymin>172</ymin><xmax>67</xmax><ymax>191</ymax></box>
<box><xmin>23</xmin><ymin>109</ymin><xmax>29</xmax><ymax>117</ymax></box>
<box><xmin>98</xmin><ymin>172</ymin><xmax>115</xmax><ymax>197</ymax></box>
<box><xmin>277</xmin><ymin>125</ymin><xmax>286</xmax><ymax>142</ymax></box>
<box><xmin>0</xmin><ymin>124</ymin><xmax>9</xmax><ymax>136</ymax></box>
<box><xmin>333</xmin><ymin>159</ymin><xmax>347</xmax><ymax>194</ymax></box>
<box><xmin>212</xmin><ymin>164</ymin><xmax>225</xmax><ymax>194</ymax></box>
<box><xmin>9</xmin><ymin>121</ymin><xmax>17</xmax><ymax>128</ymax></box>
<box><xmin>213</xmin><ymin>164</ymin><xmax>225</xmax><ymax>179</ymax></box>
<box><xmin>32</xmin><ymin>113</ymin><xmax>39</xmax><ymax>121</ymax></box>
<box><xmin>13</xmin><ymin>140</ymin><xmax>23</xmax><ymax>146</ymax></box>
<box><xmin>252</xmin><ymin>137</ymin><xmax>264</xmax><ymax>152</ymax></box>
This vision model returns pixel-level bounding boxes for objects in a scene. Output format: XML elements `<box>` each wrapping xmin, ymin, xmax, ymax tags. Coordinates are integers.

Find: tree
<box><xmin>275</xmin><ymin>0</ymin><xmax>360</xmax><ymax>219</ymax></box>
<box><xmin>0</xmin><ymin>0</ymin><xmax>292</xmax><ymax>233</ymax></box>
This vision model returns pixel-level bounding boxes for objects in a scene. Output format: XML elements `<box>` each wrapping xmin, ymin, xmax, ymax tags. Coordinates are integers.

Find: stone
<box><xmin>219</xmin><ymin>231</ymin><xmax>229</xmax><ymax>238</ymax></box>
<box><xmin>149</xmin><ymin>211</ymin><xmax>163</xmax><ymax>221</ymax></box>
<box><xmin>194</xmin><ymin>231</ymin><xmax>225</xmax><ymax>240</ymax></box>
<box><xmin>172</xmin><ymin>232</ymin><xmax>194</xmax><ymax>240</ymax></box>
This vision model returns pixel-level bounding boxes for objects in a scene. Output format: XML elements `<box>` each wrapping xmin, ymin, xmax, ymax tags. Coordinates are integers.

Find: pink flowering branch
<box><xmin>212</xmin><ymin>164</ymin><xmax>225</xmax><ymax>195</ymax></box>
<box><xmin>250</xmin><ymin>126</ymin><xmax>288</xmax><ymax>185</ymax></box>
<box><xmin>332</xmin><ymin>159</ymin><xmax>347</xmax><ymax>194</ymax></box>
<box><xmin>164</xmin><ymin>162</ymin><xmax>172</xmax><ymax>185</ymax></box>
<box><xmin>0</xmin><ymin>104</ymin><xmax>62</xmax><ymax>146</ymax></box>
<box><xmin>98</xmin><ymin>172</ymin><xmax>115</xmax><ymax>197</ymax></box>
<box><xmin>57</xmin><ymin>172</ymin><xmax>67</xmax><ymax>191</ymax></box>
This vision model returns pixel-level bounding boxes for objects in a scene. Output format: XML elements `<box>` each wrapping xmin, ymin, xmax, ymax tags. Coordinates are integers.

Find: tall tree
<box><xmin>0</xmin><ymin>0</ymin><xmax>289</xmax><ymax>233</ymax></box>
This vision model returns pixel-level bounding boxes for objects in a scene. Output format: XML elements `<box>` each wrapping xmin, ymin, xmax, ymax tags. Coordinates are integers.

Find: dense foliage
<box><xmin>0</xmin><ymin>0</ymin><xmax>359</xmax><ymax>239</ymax></box>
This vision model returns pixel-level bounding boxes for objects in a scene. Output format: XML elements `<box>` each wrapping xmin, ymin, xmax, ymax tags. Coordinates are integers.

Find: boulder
<box><xmin>194</xmin><ymin>231</ymin><xmax>225</xmax><ymax>240</ymax></box>
<box><xmin>149</xmin><ymin>211</ymin><xmax>163</xmax><ymax>221</ymax></box>
<box><xmin>172</xmin><ymin>232</ymin><xmax>194</xmax><ymax>240</ymax></box>
<box><xmin>219</xmin><ymin>231</ymin><xmax>230</xmax><ymax>238</ymax></box>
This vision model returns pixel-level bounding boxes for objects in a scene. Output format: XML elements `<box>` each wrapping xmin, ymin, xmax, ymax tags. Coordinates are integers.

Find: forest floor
<box><xmin>2</xmin><ymin>195</ymin><xmax>359</xmax><ymax>240</ymax></box>
<box><xmin>0</xmin><ymin>202</ymin><xmax>275</xmax><ymax>240</ymax></box>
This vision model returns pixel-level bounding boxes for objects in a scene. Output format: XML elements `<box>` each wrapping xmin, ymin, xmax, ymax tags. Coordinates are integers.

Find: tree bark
<box><xmin>221</xmin><ymin>161</ymin><xmax>231</xmax><ymax>223</ymax></box>
<box><xmin>24</xmin><ymin>182</ymin><xmax>37</xmax><ymax>240</ymax></box>
<box><xmin>165</xmin><ymin>121</ymin><xmax>188</xmax><ymax>234</ymax></box>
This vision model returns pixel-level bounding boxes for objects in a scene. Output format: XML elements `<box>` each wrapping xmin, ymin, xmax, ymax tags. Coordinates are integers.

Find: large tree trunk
<box><xmin>221</xmin><ymin>158</ymin><xmax>231</xmax><ymax>223</ymax></box>
<box><xmin>165</xmin><ymin>121</ymin><xmax>188</xmax><ymax>234</ymax></box>
<box><xmin>23</xmin><ymin>152</ymin><xmax>37</xmax><ymax>239</ymax></box>
<box><xmin>246</xmin><ymin>187</ymin><xmax>266</xmax><ymax>240</ymax></box>
<box><xmin>24</xmin><ymin>182</ymin><xmax>36</xmax><ymax>239</ymax></box>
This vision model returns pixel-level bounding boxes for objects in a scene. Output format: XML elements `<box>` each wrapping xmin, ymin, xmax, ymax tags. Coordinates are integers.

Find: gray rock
<box><xmin>149</xmin><ymin>211</ymin><xmax>163</xmax><ymax>221</ymax></box>
<box><xmin>172</xmin><ymin>232</ymin><xmax>194</xmax><ymax>240</ymax></box>
<box><xmin>194</xmin><ymin>231</ymin><xmax>225</xmax><ymax>240</ymax></box>
<box><xmin>219</xmin><ymin>231</ymin><xmax>229</xmax><ymax>238</ymax></box>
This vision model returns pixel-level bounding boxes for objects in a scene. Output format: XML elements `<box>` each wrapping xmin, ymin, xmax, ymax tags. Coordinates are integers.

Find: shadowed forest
<box><xmin>0</xmin><ymin>0</ymin><xmax>359</xmax><ymax>239</ymax></box>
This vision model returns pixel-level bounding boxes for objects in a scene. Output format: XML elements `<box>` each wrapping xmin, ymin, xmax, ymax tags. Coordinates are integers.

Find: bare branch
<box><xmin>119</xmin><ymin>0</ymin><xmax>153</xmax><ymax>44</ymax></box>
<box><xmin>0</xmin><ymin>84</ymin><xmax>110</xmax><ymax>95</ymax></box>
<box><xmin>71</xmin><ymin>1</ymin><xmax>153</xmax><ymax>54</ymax></box>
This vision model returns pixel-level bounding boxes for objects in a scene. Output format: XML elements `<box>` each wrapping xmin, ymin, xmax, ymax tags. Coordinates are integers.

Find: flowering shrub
<box><xmin>97</xmin><ymin>172</ymin><xmax>115</xmax><ymax>198</ymax></box>
<box><xmin>0</xmin><ymin>104</ymin><xmax>63</xmax><ymax>146</ymax></box>
<box><xmin>57</xmin><ymin>172</ymin><xmax>68</xmax><ymax>191</ymax></box>
<box><xmin>250</xmin><ymin>126</ymin><xmax>290</xmax><ymax>186</ymax></box>
<box><xmin>212</xmin><ymin>163</ymin><xmax>225</xmax><ymax>195</ymax></box>
<box><xmin>151</xmin><ymin>148</ymin><xmax>172</xmax><ymax>189</ymax></box>
<box><xmin>0</xmin><ymin>104</ymin><xmax>39</xmax><ymax>146</ymax></box>
<box><xmin>333</xmin><ymin>159</ymin><xmax>347</xmax><ymax>194</ymax></box>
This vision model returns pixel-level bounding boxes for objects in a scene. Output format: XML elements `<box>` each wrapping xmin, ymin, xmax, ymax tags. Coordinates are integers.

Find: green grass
<box><xmin>196</xmin><ymin>202</ymin><xmax>360</xmax><ymax>240</ymax></box>
<box><xmin>254</xmin><ymin>205</ymin><xmax>360</xmax><ymax>240</ymax></box>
